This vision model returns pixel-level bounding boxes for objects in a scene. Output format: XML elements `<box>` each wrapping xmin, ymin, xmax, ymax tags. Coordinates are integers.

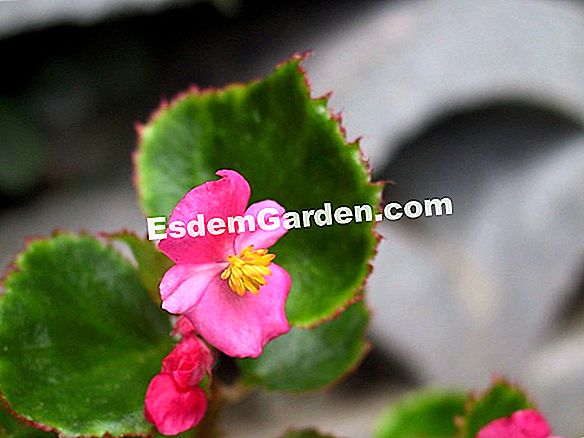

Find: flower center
<box><xmin>220</xmin><ymin>245</ymin><xmax>275</xmax><ymax>296</ymax></box>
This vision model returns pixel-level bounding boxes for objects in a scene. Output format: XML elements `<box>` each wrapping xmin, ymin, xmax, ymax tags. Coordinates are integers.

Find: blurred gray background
<box><xmin>1</xmin><ymin>0</ymin><xmax>584</xmax><ymax>436</ymax></box>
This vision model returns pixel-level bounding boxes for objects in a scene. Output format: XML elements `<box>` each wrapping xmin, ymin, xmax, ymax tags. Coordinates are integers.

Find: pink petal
<box><xmin>234</xmin><ymin>200</ymin><xmax>288</xmax><ymax>252</ymax></box>
<box><xmin>185</xmin><ymin>263</ymin><xmax>291</xmax><ymax>358</ymax></box>
<box><xmin>159</xmin><ymin>169</ymin><xmax>250</xmax><ymax>264</ymax></box>
<box><xmin>160</xmin><ymin>263</ymin><xmax>223</xmax><ymax>315</ymax></box>
<box><xmin>477</xmin><ymin>409</ymin><xmax>560</xmax><ymax>438</ymax></box>
<box><xmin>144</xmin><ymin>373</ymin><xmax>207</xmax><ymax>436</ymax></box>
<box><xmin>162</xmin><ymin>336</ymin><xmax>214</xmax><ymax>388</ymax></box>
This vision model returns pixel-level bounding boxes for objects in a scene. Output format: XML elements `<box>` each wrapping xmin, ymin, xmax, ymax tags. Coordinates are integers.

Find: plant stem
<box><xmin>196</xmin><ymin>381</ymin><xmax>225</xmax><ymax>438</ymax></box>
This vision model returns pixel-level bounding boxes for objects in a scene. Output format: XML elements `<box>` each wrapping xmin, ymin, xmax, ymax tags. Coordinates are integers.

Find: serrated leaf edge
<box><xmin>455</xmin><ymin>376</ymin><xmax>535</xmax><ymax>437</ymax></box>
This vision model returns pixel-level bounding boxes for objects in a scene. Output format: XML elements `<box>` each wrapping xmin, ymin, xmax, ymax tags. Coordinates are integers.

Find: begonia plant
<box><xmin>0</xmin><ymin>55</ymin><xmax>565</xmax><ymax>438</ymax></box>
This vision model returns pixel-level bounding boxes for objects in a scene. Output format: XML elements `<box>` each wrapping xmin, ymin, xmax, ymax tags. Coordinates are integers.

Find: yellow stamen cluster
<box><xmin>221</xmin><ymin>245</ymin><xmax>275</xmax><ymax>296</ymax></box>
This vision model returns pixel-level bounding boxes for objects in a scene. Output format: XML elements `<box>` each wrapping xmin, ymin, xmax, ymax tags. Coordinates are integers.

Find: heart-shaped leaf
<box><xmin>375</xmin><ymin>390</ymin><xmax>466</xmax><ymax>438</ymax></box>
<box><xmin>135</xmin><ymin>55</ymin><xmax>380</xmax><ymax>326</ymax></box>
<box><xmin>238</xmin><ymin>301</ymin><xmax>369</xmax><ymax>392</ymax></box>
<box><xmin>458</xmin><ymin>379</ymin><xmax>533</xmax><ymax>438</ymax></box>
<box><xmin>0</xmin><ymin>234</ymin><xmax>172</xmax><ymax>437</ymax></box>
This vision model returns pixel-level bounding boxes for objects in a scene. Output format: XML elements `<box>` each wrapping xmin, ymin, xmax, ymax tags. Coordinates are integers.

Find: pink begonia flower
<box><xmin>158</xmin><ymin>169</ymin><xmax>291</xmax><ymax>358</ymax></box>
<box><xmin>145</xmin><ymin>335</ymin><xmax>213</xmax><ymax>436</ymax></box>
<box><xmin>477</xmin><ymin>409</ymin><xmax>564</xmax><ymax>438</ymax></box>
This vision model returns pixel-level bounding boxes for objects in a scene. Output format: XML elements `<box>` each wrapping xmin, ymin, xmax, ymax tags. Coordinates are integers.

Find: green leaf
<box><xmin>279</xmin><ymin>429</ymin><xmax>337</xmax><ymax>438</ymax></box>
<box><xmin>0</xmin><ymin>234</ymin><xmax>172</xmax><ymax>437</ymax></box>
<box><xmin>238</xmin><ymin>301</ymin><xmax>369</xmax><ymax>392</ymax></box>
<box><xmin>106</xmin><ymin>231</ymin><xmax>173</xmax><ymax>305</ymax></box>
<box><xmin>0</xmin><ymin>405</ymin><xmax>55</xmax><ymax>438</ymax></box>
<box><xmin>458</xmin><ymin>379</ymin><xmax>533</xmax><ymax>438</ymax></box>
<box><xmin>375</xmin><ymin>390</ymin><xmax>466</xmax><ymax>438</ymax></box>
<box><xmin>136</xmin><ymin>55</ymin><xmax>380</xmax><ymax>326</ymax></box>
